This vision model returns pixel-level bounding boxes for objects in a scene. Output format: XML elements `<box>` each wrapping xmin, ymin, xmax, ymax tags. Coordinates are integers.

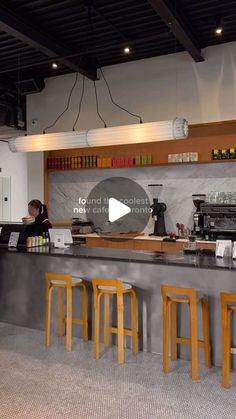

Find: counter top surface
<box><xmin>0</xmin><ymin>244</ymin><xmax>233</xmax><ymax>270</ymax></box>
<box><xmin>72</xmin><ymin>233</ymin><xmax>216</xmax><ymax>244</ymax></box>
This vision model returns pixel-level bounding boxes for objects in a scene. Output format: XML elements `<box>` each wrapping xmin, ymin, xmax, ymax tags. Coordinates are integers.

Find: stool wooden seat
<box><xmin>45</xmin><ymin>272</ymin><xmax>88</xmax><ymax>352</ymax></box>
<box><xmin>92</xmin><ymin>278</ymin><xmax>138</xmax><ymax>364</ymax></box>
<box><xmin>221</xmin><ymin>292</ymin><xmax>236</xmax><ymax>388</ymax></box>
<box><xmin>161</xmin><ymin>285</ymin><xmax>211</xmax><ymax>380</ymax></box>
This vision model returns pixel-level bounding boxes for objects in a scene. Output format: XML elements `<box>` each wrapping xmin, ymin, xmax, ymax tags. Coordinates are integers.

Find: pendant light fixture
<box><xmin>7</xmin><ymin>2</ymin><xmax>189</xmax><ymax>154</ymax></box>
<box><xmin>8</xmin><ymin>118</ymin><xmax>188</xmax><ymax>152</ymax></box>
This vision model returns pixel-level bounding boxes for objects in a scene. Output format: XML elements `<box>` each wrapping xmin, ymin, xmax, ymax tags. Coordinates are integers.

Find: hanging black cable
<box><xmin>73</xmin><ymin>75</ymin><xmax>85</xmax><ymax>130</ymax></box>
<box><xmin>88</xmin><ymin>3</ymin><xmax>141</xmax><ymax>126</ymax></box>
<box><xmin>43</xmin><ymin>71</ymin><xmax>79</xmax><ymax>133</ymax></box>
<box><xmin>87</xmin><ymin>2</ymin><xmax>106</xmax><ymax>128</ymax></box>
<box><xmin>93</xmin><ymin>80</ymin><xmax>107</xmax><ymax>128</ymax></box>
<box><xmin>87</xmin><ymin>0</ymin><xmax>137</xmax><ymax>125</ymax></box>
<box><xmin>98</xmin><ymin>65</ymin><xmax>143</xmax><ymax>124</ymax></box>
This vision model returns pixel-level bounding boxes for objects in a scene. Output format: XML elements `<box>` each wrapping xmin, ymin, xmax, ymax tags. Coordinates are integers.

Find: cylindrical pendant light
<box><xmin>8</xmin><ymin>118</ymin><xmax>188</xmax><ymax>152</ymax></box>
<box><xmin>87</xmin><ymin>118</ymin><xmax>188</xmax><ymax>146</ymax></box>
<box><xmin>8</xmin><ymin>131</ymin><xmax>87</xmax><ymax>152</ymax></box>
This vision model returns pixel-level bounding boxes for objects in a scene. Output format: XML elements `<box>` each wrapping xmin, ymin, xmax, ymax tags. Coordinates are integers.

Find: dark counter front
<box><xmin>0</xmin><ymin>245</ymin><xmax>236</xmax><ymax>367</ymax></box>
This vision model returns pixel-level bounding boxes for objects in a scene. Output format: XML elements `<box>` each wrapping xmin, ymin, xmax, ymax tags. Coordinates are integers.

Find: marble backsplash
<box><xmin>48</xmin><ymin>162</ymin><xmax>236</xmax><ymax>234</ymax></box>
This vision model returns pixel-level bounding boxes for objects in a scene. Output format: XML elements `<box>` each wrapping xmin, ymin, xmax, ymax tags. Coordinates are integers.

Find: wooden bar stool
<box><xmin>92</xmin><ymin>278</ymin><xmax>138</xmax><ymax>364</ymax></box>
<box><xmin>221</xmin><ymin>292</ymin><xmax>236</xmax><ymax>388</ymax></box>
<box><xmin>161</xmin><ymin>285</ymin><xmax>211</xmax><ymax>380</ymax></box>
<box><xmin>45</xmin><ymin>272</ymin><xmax>88</xmax><ymax>352</ymax></box>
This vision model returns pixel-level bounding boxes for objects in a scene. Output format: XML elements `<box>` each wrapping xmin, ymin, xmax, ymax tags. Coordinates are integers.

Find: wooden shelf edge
<box><xmin>46</xmin><ymin>159</ymin><xmax>236</xmax><ymax>172</ymax></box>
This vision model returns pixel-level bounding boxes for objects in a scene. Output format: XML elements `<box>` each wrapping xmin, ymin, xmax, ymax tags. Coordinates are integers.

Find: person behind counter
<box><xmin>28</xmin><ymin>199</ymin><xmax>52</xmax><ymax>233</ymax></box>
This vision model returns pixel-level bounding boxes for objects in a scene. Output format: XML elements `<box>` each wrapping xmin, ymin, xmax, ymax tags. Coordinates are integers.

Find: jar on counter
<box><xmin>26</xmin><ymin>237</ymin><xmax>32</xmax><ymax>248</ymax></box>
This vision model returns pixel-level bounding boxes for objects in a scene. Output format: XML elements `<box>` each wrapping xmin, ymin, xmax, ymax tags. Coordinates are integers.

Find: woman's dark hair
<box><xmin>28</xmin><ymin>199</ymin><xmax>48</xmax><ymax>218</ymax></box>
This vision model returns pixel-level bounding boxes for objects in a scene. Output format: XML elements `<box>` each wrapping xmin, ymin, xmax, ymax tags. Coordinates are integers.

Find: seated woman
<box><xmin>28</xmin><ymin>199</ymin><xmax>52</xmax><ymax>234</ymax></box>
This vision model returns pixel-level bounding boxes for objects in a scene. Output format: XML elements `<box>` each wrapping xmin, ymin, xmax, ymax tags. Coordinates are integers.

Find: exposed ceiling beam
<box><xmin>0</xmin><ymin>6</ymin><xmax>97</xmax><ymax>79</ymax></box>
<box><xmin>90</xmin><ymin>5</ymin><xmax>127</xmax><ymax>42</ymax></box>
<box><xmin>147</xmin><ymin>0</ymin><xmax>204</xmax><ymax>62</ymax></box>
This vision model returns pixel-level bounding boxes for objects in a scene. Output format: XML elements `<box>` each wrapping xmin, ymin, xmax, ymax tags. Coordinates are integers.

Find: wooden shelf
<box><xmin>47</xmin><ymin>164</ymin><xmax>154</xmax><ymax>171</ymax></box>
<box><xmin>46</xmin><ymin>159</ymin><xmax>236</xmax><ymax>172</ymax></box>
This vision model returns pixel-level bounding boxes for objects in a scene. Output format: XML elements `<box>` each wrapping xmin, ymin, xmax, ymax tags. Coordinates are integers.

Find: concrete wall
<box><xmin>48</xmin><ymin>162</ymin><xmax>236</xmax><ymax>233</ymax></box>
<box><xmin>27</xmin><ymin>152</ymin><xmax>44</xmax><ymax>204</ymax></box>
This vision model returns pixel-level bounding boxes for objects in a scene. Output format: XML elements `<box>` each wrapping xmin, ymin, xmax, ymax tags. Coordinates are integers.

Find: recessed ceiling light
<box><xmin>124</xmin><ymin>47</ymin><xmax>131</xmax><ymax>54</ymax></box>
<box><xmin>215</xmin><ymin>16</ymin><xmax>223</xmax><ymax>35</ymax></box>
<box><xmin>52</xmin><ymin>62</ymin><xmax>58</xmax><ymax>69</ymax></box>
<box><xmin>215</xmin><ymin>27</ymin><xmax>223</xmax><ymax>35</ymax></box>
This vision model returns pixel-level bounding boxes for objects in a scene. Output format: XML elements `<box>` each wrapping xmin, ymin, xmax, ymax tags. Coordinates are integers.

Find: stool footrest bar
<box><xmin>110</xmin><ymin>327</ymin><xmax>133</xmax><ymax>336</ymax></box>
<box><xmin>63</xmin><ymin>318</ymin><xmax>86</xmax><ymax>326</ymax></box>
<box><xmin>176</xmin><ymin>337</ymin><xmax>204</xmax><ymax>348</ymax></box>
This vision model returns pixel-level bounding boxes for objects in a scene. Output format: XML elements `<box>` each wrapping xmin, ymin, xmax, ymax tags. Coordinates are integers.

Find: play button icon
<box><xmin>108</xmin><ymin>197</ymin><xmax>131</xmax><ymax>222</ymax></box>
<box><xmin>85</xmin><ymin>176</ymin><xmax>151</xmax><ymax>234</ymax></box>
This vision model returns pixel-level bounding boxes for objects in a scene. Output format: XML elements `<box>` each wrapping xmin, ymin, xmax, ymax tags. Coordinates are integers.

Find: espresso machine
<box><xmin>192</xmin><ymin>193</ymin><xmax>236</xmax><ymax>240</ymax></box>
<box><xmin>148</xmin><ymin>184</ymin><xmax>167</xmax><ymax>236</ymax></box>
<box><xmin>200</xmin><ymin>203</ymin><xmax>236</xmax><ymax>240</ymax></box>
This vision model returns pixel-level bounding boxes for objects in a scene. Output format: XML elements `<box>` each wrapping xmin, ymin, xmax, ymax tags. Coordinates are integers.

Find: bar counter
<box><xmin>0</xmin><ymin>244</ymin><xmax>236</xmax><ymax>367</ymax></box>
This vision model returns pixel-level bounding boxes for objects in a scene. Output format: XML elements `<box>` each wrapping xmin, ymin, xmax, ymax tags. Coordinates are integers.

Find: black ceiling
<box><xmin>0</xmin><ymin>0</ymin><xmax>235</xmax><ymax>86</ymax></box>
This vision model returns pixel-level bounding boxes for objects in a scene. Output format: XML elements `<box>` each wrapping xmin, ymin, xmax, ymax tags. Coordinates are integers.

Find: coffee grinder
<box><xmin>192</xmin><ymin>194</ymin><xmax>206</xmax><ymax>236</ymax></box>
<box><xmin>148</xmin><ymin>184</ymin><xmax>167</xmax><ymax>236</ymax></box>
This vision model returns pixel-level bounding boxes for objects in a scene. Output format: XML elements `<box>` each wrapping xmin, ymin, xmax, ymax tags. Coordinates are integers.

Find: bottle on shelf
<box><xmin>107</xmin><ymin>158</ymin><xmax>112</xmax><ymax>168</ymax></box>
<box><xmin>212</xmin><ymin>149</ymin><xmax>221</xmax><ymax>160</ymax></box>
<box><xmin>147</xmin><ymin>154</ymin><xmax>152</xmax><ymax>165</ymax></box>
<box><xmin>128</xmin><ymin>158</ymin><xmax>134</xmax><ymax>166</ymax></box>
<box><xmin>101</xmin><ymin>158</ymin><xmax>106</xmax><ymax>168</ymax></box>
<box><xmin>120</xmin><ymin>158</ymin><xmax>124</xmax><ymax>167</ymax></box>
<box><xmin>141</xmin><ymin>155</ymin><xmax>147</xmax><ymax>165</ymax></box>
<box><xmin>135</xmin><ymin>156</ymin><xmax>141</xmax><ymax>165</ymax></box>
<box><xmin>229</xmin><ymin>148</ymin><xmax>236</xmax><ymax>159</ymax></box>
<box><xmin>93</xmin><ymin>156</ymin><xmax>97</xmax><ymax>168</ymax></box>
<box><xmin>221</xmin><ymin>149</ymin><xmax>229</xmax><ymax>160</ymax></box>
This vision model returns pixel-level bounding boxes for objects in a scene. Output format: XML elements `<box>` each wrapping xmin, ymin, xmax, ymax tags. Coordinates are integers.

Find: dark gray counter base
<box><xmin>1</xmin><ymin>250</ymin><xmax>236</xmax><ymax>367</ymax></box>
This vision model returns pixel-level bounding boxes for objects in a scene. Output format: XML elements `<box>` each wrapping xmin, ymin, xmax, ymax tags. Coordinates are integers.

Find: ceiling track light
<box><xmin>8</xmin><ymin>118</ymin><xmax>188</xmax><ymax>152</ymax></box>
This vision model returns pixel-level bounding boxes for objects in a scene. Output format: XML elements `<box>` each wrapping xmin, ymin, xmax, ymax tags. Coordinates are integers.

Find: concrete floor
<box><xmin>0</xmin><ymin>322</ymin><xmax>236</xmax><ymax>419</ymax></box>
